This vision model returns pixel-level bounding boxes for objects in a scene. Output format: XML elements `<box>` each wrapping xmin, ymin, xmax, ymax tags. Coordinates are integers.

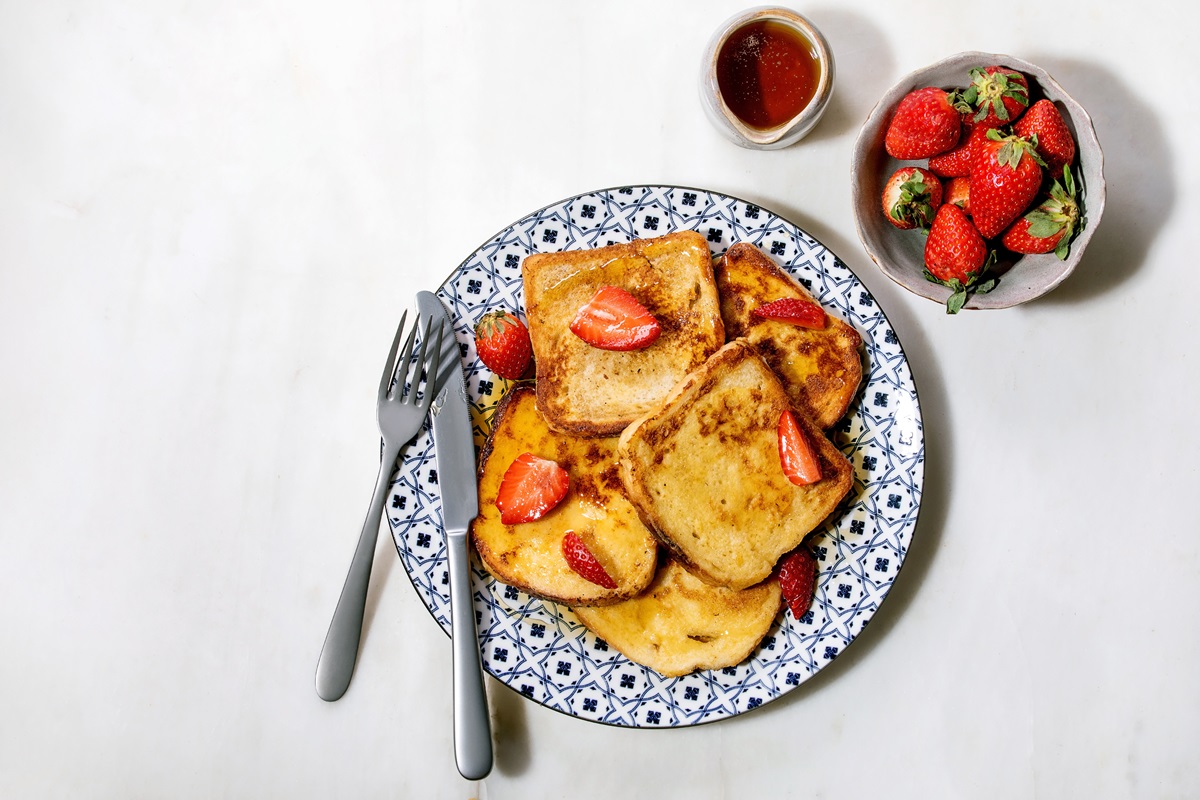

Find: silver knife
<box><xmin>416</xmin><ymin>291</ymin><xmax>493</xmax><ymax>781</ymax></box>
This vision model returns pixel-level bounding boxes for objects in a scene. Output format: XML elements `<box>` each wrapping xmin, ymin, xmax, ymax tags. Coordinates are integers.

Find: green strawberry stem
<box><xmin>890</xmin><ymin>173</ymin><xmax>938</xmax><ymax>229</ymax></box>
<box><xmin>986</xmin><ymin>128</ymin><xmax>1046</xmax><ymax>170</ymax></box>
<box><xmin>962</xmin><ymin>67</ymin><xmax>1029</xmax><ymax>123</ymax></box>
<box><xmin>923</xmin><ymin>251</ymin><xmax>998</xmax><ymax>315</ymax></box>
<box><xmin>1021</xmin><ymin>166</ymin><xmax>1082</xmax><ymax>260</ymax></box>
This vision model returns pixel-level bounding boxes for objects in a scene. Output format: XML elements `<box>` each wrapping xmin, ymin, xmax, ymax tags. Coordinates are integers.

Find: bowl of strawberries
<box><xmin>851</xmin><ymin>52</ymin><xmax>1104</xmax><ymax>313</ymax></box>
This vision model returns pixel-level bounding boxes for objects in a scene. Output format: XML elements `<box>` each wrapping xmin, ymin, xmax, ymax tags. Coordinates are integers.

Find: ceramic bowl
<box><xmin>699</xmin><ymin>7</ymin><xmax>834</xmax><ymax>149</ymax></box>
<box><xmin>851</xmin><ymin>51</ymin><xmax>1105</xmax><ymax>310</ymax></box>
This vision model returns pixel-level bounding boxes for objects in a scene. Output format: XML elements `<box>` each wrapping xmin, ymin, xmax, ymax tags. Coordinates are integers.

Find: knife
<box><xmin>416</xmin><ymin>291</ymin><xmax>493</xmax><ymax>781</ymax></box>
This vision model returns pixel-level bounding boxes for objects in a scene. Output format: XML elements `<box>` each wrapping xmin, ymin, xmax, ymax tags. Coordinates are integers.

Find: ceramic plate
<box><xmin>389</xmin><ymin>185</ymin><xmax>923</xmax><ymax>727</ymax></box>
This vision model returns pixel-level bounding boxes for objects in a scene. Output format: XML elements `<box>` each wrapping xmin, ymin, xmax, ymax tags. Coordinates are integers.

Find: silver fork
<box><xmin>316</xmin><ymin>311</ymin><xmax>445</xmax><ymax>702</ymax></box>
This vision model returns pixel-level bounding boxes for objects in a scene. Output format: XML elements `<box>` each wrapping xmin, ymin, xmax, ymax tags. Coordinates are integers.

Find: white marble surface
<box><xmin>2</xmin><ymin>2</ymin><xmax>1197</xmax><ymax>798</ymax></box>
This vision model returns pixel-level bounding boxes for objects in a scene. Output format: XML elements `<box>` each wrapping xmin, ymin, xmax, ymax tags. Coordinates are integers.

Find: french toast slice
<box><xmin>617</xmin><ymin>339</ymin><xmax>854</xmax><ymax>591</ymax></box>
<box><xmin>471</xmin><ymin>386</ymin><xmax>658</xmax><ymax>606</ymax></box>
<box><xmin>522</xmin><ymin>231</ymin><xmax>724</xmax><ymax>437</ymax></box>
<box><xmin>715</xmin><ymin>242</ymin><xmax>863</xmax><ymax>428</ymax></box>
<box><xmin>570</xmin><ymin>558</ymin><xmax>782</xmax><ymax>677</ymax></box>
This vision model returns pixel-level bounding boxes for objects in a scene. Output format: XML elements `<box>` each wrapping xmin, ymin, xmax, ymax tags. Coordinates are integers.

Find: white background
<box><xmin>2</xmin><ymin>1</ymin><xmax>1196</xmax><ymax>798</ymax></box>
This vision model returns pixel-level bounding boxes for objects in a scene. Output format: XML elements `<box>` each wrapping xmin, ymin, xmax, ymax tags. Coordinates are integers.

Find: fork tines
<box><xmin>381</xmin><ymin>313</ymin><xmax>444</xmax><ymax>400</ymax></box>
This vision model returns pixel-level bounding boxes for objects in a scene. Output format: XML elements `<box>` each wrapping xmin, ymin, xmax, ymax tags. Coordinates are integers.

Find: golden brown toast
<box><xmin>617</xmin><ymin>339</ymin><xmax>854</xmax><ymax>590</ymax></box>
<box><xmin>522</xmin><ymin>231</ymin><xmax>724</xmax><ymax>437</ymax></box>
<box><xmin>715</xmin><ymin>242</ymin><xmax>863</xmax><ymax>428</ymax></box>
<box><xmin>570</xmin><ymin>558</ymin><xmax>781</xmax><ymax>677</ymax></box>
<box><xmin>471</xmin><ymin>386</ymin><xmax>658</xmax><ymax>606</ymax></box>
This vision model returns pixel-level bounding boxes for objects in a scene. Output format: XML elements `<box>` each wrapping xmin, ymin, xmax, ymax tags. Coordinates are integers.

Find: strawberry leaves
<box><xmin>956</xmin><ymin>66</ymin><xmax>1030</xmax><ymax>126</ymax></box>
<box><xmin>474</xmin><ymin>310</ymin><xmax>532</xmax><ymax>380</ymax></box>
<box><xmin>1001</xmin><ymin>166</ymin><xmax>1081</xmax><ymax>259</ymax></box>
<box><xmin>923</xmin><ymin>266</ymin><xmax>997</xmax><ymax>315</ymax></box>
<box><xmin>923</xmin><ymin>203</ymin><xmax>998</xmax><ymax>314</ymax></box>
<box><xmin>882</xmin><ymin>167</ymin><xmax>943</xmax><ymax>231</ymax></box>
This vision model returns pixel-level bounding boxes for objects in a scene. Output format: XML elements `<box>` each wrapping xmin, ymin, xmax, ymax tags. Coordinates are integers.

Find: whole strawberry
<box><xmin>944</xmin><ymin>177</ymin><xmax>971</xmax><ymax>215</ymax></box>
<box><xmin>970</xmin><ymin>129</ymin><xmax>1046</xmax><ymax>239</ymax></box>
<box><xmin>928</xmin><ymin>123</ymin><xmax>991</xmax><ymax>178</ymax></box>
<box><xmin>884</xmin><ymin>86</ymin><xmax>962</xmax><ymax>159</ymax></box>
<box><xmin>924</xmin><ymin>203</ymin><xmax>996</xmax><ymax>314</ymax></box>
<box><xmin>955</xmin><ymin>66</ymin><xmax>1030</xmax><ymax>127</ymax></box>
<box><xmin>1001</xmin><ymin>167</ymin><xmax>1081</xmax><ymax>259</ymax></box>
<box><xmin>881</xmin><ymin>167</ymin><xmax>943</xmax><ymax>230</ymax></box>
<box><xmin>1014</xmin><ymin>98</ymin><xmax>1076</xmax><ymax>178</ymax></box>
<box><xmin>474</xmin><ymin>309</ymin><xmax>532</xmax><ymax>379</ymax></box>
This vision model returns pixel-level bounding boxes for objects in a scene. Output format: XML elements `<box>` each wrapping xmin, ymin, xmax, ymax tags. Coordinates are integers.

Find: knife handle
<box><xmin>446</xmin><ymin>532</ymin><xmax>493</xmax><ymax>780</ymax></box>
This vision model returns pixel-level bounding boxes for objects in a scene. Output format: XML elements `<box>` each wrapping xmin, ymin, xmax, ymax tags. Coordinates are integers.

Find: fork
<box><xmin>315</xmin><ymin>311</ymin><xmax>444</xmax><ymax>702</ymax></box>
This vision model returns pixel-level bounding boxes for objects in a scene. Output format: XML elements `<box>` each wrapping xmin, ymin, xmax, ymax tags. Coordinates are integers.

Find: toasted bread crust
<box><xmin>571</xmin><ymin>559</ymin><xmax>782</xmax><ymax>677</ymax></box>
<box><xmin>471</xmin><ymin>387</ymin><xmax>658</xmax><ymax>606</ymax></box>
<box><xmin>715</xmin><ymin>242</ymin><xmax>863</xmax><ymax>428</ymax></box>
<box><xmin>618</xmin><ymin>340</ymin><xmax>854</xmax><ymax>590</ymax></box>
<box><xmin>522</xmin><ymin>231</ymin><xmax>724</xmax><ymax>437</ymax></box>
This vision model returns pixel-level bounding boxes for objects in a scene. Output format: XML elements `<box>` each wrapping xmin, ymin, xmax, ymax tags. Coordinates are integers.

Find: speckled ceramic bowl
<box><xmin>851</xmin><ymin>51</ymin><xmax>1105</xmax><ymax>310</ymax></box>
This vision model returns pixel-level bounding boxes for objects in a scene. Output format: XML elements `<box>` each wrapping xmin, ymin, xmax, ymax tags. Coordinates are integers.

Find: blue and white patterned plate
<box><xmin>389</xmin><ymin>186</ymin><xmax>923</xmax><ymax>728</ymax></box>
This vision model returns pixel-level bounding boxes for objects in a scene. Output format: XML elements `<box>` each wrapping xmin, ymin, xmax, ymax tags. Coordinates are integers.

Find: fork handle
<box><xmin>447</xmin><ymin>531</ymin><xmax>492</xmax><ymax>780</ymax></box>
<box><xmin>315</xmin><ymin>440</ymin><xmax>401</xmax><ymax>701</ymax></box>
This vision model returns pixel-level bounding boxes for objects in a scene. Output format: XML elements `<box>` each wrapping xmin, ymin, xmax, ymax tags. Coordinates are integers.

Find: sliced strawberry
<box><xmin>752</xmin><ymin>297</ymin><xmax>826</xmax><ymax>329</ymax></box>
<box><xmin>569</xmin><ymin>285</ymin><xmax>661</xmax><ymax>351</ymax></box>
<box><xmin>778</xmin><ymin>409</ymin><xmax>821</xmax><ymax>486</ymax></box>
<box><xmin>495</xmin><ymin>452</ymin><xmax>570</xmax><ymax>525</ymax></box>
<box><xmin>562</xmin><ymin>531</ymin><xmax>617</xmax><ymax>589</ymax></box>
<box><xmin>779</xmin><ymin>547</ymin><xmax>818</xmax><ymax>619</ymax></box>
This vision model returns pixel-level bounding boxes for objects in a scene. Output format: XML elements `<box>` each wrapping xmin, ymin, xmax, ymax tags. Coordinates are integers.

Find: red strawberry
<box><xmin>752</xmin><ymin>297</ymin><xmax>827</xmax><ymax>328</ymax></box>
<box><xmin>884</xmin><ymin>87</ymin><xmax>962</xmax><ymax>159</ymax></box>
<box><xmin>778</xmin><ymin>548</ymin><xmax>818</xmax><ymax>620</ymax></box>
<box><xmin>1014</xmin><ymin>99</ymin><xmax>1076</xmax><ymax>178</ymax></box>
<box><xmin>1001</xmin><ymin>167</ymin><xmax>1081</xmax><ymax>259</ymax></box>
<box><xmin>955</xmin><ymin>66</ymin><xmax>1030</xmax><ymax>127</ymax></box>
<box><xmin>970</xmin><ymin>129</ymin><xmax>1046</xmax><ymax>239</ymax></box>
<box><xmin>924</xmin><ymin>203</ymin><xmax>996</xmax><ymax>314</ymax></box>
<box><xmin>495</xmin><ymin>452</ymin><xmax>570</xmax><ymax>525</ymax></box>
<box><xmin>944</xmin><ymin>177</ymin><xmax>970</xmax><ymax>215</ymax></box>
<box><xmin>778</xmin><ymin>409</ymin><xmax>821</xmax><ymax>486</ymax></box>
<box><xmin>474</xmin><ymin>310</ymin><xmax>532</xmax><ymax>380</ymax></box>
<box><xmin>928</xmin><ymin>123</ymin><xmax>990</xmax><ymax>178</ymax></box>
<box><xmin>561</xmin><ymin>531</ymin><xmax>617</xmax><ymax>589</ymax></box>
<box><xmin>569</xmin><ymin>285</ymin><xmax>661</xmax><ymax>351</ymax></box>
<box><xmin>881</xmin><ymin>167</ymin><xmax>943</xmax><ymax>231</ymax></box>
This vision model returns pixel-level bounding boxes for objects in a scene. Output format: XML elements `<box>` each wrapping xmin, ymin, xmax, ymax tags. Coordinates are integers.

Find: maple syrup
<box><xmin>715</xmin><ymin>19</ymin><xmax>822</xmax><ymax>131</ymax></box>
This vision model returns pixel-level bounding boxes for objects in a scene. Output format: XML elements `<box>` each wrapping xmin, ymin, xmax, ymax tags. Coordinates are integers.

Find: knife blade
<box><xmin>415</xmin><ymin>290</ymin><xmax>493</xmax><ymax>781</ymax></box>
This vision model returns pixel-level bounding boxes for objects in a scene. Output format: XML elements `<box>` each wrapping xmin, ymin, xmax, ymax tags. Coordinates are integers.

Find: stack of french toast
<box><xmin>470</xmin><ymin>230</ymin><xmax>864</xmax><ymax>677</ymax></box>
